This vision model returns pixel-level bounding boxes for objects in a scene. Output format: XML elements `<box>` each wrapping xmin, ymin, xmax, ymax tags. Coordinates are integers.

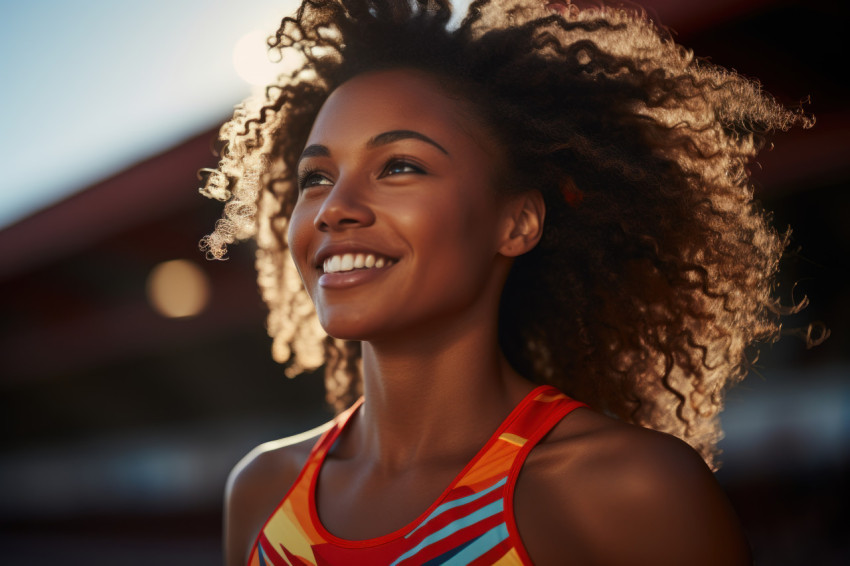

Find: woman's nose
<box><xmin>313</xmin><ymin>176</ymin><xmax>376</xmax><ymax>232</ymax></box>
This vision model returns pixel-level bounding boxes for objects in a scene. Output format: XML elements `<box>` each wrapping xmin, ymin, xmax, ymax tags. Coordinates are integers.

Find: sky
<box><xmin>0</xmin><ymin>0</ymin><xmax>300</xmax><ymax>229</ymax></box>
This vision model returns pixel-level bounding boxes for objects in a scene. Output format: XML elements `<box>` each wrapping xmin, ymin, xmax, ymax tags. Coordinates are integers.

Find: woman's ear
<box><xmin>499</xmin><ymin>190</ymin><xmax>545</xmax><ymax>258</ymax></box>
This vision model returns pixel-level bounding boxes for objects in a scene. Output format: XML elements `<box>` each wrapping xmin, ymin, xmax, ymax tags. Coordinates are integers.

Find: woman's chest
<box><xmin>315</xmin><ymin>459</ymin><xmax>467</xmax><ymax>540</ymax></box>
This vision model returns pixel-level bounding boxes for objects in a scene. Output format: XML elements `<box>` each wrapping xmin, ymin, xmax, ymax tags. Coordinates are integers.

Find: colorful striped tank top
<box><xmin>249</xmin><ymin>385</ymin><xmax>586</xmax><ymax>565</ymax></box>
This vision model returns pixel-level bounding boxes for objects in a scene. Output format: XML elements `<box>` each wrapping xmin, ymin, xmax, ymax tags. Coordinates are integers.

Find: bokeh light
<box><xmin>146</xmin><ymin>259</ymin><xmax>211</xmax><ymax>318</ymax></box>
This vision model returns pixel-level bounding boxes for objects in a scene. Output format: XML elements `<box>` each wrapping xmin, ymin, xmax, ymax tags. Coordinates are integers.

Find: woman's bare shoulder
<box><xmin>224</xmin><ymin>421</ymin><xmax>334</xmax><ymax>566</ymax></box>
<box><xmin>515</xmin><ymin>408</ymin><xmax>751</xmax><ymax>566</ymax></box>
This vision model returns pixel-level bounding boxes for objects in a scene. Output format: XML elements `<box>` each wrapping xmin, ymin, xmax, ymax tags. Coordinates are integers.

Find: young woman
<box><xmin>200</xmin><ymin>1</ymin><xmax>810</xmax><ymax>564</ymax></box>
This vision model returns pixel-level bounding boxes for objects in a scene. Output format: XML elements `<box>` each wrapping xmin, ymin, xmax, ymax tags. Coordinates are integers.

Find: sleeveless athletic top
<box><xmin>248</xmin><ymin>385</ymin><xmax>586</xmax><ymax>566</ymax></box>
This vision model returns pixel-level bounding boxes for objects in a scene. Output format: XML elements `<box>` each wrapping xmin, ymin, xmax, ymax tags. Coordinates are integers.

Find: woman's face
<box><xmin>288</xmin><ymin>69</ymin><xmax>516</xmax><ymax>342</ymax></box>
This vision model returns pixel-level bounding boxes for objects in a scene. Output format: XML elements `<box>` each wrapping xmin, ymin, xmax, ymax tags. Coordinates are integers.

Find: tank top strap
<box><xmin>309</xmin><ymin>396</ymin><xmax>365</xmax><ymax>462</ymax></box>
<box><xmin>448</xmin><ymin>385</ymin><xmax>586</xmax><ymax>491</ymax></box>
<box><xmin>504</xmin><ymin>386</ymin><xmax>587</xmax><ymax>450</ymax></box>
<box><xmin>293</xmin><ymin>397</ymin><xmax>365</xmax><ymax>502</ymax></box>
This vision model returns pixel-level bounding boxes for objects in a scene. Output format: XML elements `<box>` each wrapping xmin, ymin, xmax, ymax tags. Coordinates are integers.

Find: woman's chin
<box><xmin>316</xmin><ymin>315</ymin><xmax>378</xmax><ymax>343</ymax></box>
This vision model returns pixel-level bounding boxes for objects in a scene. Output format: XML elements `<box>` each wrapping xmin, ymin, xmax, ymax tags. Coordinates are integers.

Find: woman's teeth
<box><xmin>323</xmin><ymin>253</ymin><xmax>393</xmax><ymax>274</ymax></box>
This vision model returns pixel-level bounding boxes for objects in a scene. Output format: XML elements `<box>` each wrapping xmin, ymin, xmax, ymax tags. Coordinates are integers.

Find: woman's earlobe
<box><xmin>500</xmin><ymin>190</ymin><xmax>545</xmax><ymax>257</ymax></box>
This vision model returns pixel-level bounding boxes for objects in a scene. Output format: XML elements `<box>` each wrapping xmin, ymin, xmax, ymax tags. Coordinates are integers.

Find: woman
<box><xmin>201</xmin><ymin>1</ymin><xmax>809</xmax><ymax>564</ymax></box>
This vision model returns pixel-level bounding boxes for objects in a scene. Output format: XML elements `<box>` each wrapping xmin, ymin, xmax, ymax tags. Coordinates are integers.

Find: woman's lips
<box><xmin>318</xmin><ymin>258</ymin><xmax>396</xmax><ymax>289</ymax></box>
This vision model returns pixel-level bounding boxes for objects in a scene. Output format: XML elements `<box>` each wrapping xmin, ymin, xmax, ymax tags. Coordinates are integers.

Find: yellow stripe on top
<box><xmin>534</xmin><ymin>390</ymin><xmax>565</xmax><ymax>403</ymax></box>
<box><xmin>499</xmin><ymin>433</ymin><xmax>528</xmax><ymax>447</ymax></box>
<box><xmin>492</xmin><ymin>546</ymin><xmax>526</xmax><ymax>566</ymax></box>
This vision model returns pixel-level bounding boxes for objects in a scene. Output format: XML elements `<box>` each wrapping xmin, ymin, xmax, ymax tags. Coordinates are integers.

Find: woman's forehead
<box><xmin>305</xmin><ymin>68</ymin><xmax>491</xmax><ymax>152</ymax></box>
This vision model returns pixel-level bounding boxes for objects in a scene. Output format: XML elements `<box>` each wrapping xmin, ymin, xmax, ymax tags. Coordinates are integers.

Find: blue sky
<box><xmin>0</xmin><ymin>0</ymin><xmax>298</xmax><ymax>228</ymax></box>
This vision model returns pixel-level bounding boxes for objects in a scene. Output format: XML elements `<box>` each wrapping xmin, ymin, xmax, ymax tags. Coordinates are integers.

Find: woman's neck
<box><xmin>350</xmin><ymin>319</ymin><xmax>534</xmax><ymax>472</ymax></box>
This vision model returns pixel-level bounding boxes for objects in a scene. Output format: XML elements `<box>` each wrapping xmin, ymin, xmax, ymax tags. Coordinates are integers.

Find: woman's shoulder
<box><xmin>224</xmin><ymin>421</ymin><xmax>333</xmax><ymax>566</ymax></box>
<box><xmin>515</xmin><ymin>407</ymin><xmax>751</xmax><ymax>565</ymax></box>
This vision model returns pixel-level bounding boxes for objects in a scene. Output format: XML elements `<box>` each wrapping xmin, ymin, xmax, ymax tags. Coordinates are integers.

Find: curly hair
<box><xmin>199</xmin><ymin>0</ymin><xmax>813</xmax><ymax>469</ymax></box>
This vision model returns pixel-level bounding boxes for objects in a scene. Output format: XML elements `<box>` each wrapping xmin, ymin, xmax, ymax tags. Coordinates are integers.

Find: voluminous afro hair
<box><xmin>200</xmin><ymin>0</ymin><xmax>813</xmax><ymax>469</ymax></box>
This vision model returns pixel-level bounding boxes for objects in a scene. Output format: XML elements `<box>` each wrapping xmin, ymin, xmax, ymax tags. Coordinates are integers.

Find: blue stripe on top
<box><xmin>441</xmin><ymin>523</ymin><xmax>510</xmax><ymax>565</ymax></box>
<box><xmin>406</xmin><ymin>476</ymin><xmax>508</xmax><ymax>539</ymax></box>
<box><xmin>389</xmin><ymin>499</ymin><xmax>505</xmax><ymax>566</ymax></box>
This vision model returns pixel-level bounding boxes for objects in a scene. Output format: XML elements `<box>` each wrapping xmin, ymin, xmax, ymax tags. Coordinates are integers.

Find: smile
<box><xmin>322</xmin><ymin>253</ymin><xmax>396</xmax><ymax>274</ymax></box>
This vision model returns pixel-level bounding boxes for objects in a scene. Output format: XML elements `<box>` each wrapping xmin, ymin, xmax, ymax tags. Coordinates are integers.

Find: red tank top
<box><xmin>248</xmin><ymin>385</ymin><xmax>586</xmax><ymax>565</ymax></box>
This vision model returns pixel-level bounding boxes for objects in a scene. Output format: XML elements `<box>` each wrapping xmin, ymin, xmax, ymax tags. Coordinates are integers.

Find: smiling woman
<box><xmin>199</xmin><ymin>1</ymin><xmax>810</xmax><ymax>564</ymax></box>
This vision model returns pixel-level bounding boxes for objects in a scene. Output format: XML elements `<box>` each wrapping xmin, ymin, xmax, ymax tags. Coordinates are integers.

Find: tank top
<box><xmin>248</xmin><ymin>385</ymin><xmax>586</xmax><ymax>566</ymax></box>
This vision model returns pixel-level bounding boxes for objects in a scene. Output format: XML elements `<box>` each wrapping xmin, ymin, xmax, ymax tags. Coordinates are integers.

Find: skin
<box><xmin>224</xmin><ymin>69</ymin><xmax>752</xmax><ymax>565</ymax></box>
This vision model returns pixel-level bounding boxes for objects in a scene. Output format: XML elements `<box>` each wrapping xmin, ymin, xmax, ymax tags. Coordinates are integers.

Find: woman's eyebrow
<box><xmin>297</xmin><ymin>130</ymin><xmax>448</xmax><ymax>167</ymax></box>
<box><xmin>367</xmin><ymin>130</ymin><xmax>449</xmax><ymax>155</ymax></box>
<box><xmin>297</xmin><ymin>144</ymin><xmax>330</xmax><ymax>168</ymax></box>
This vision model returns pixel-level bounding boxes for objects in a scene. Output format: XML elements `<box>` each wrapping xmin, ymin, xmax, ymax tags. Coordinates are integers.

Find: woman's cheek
<box><xmin>287</xmin><ymin>205</ymin><xmax>314</xmax><ymax>283</ymax></box>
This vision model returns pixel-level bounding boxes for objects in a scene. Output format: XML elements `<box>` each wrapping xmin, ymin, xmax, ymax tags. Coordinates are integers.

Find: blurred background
<box><xmin>0</xmin><ymin>0</ymin><xmax>847</xmax><ymax>564</ymax></box>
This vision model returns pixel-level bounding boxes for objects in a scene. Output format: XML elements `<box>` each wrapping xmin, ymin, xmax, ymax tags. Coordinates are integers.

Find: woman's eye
<box><xmin>381</xmin><ymin>160</ymin><xmax>425</xmax><ymax>177</ymax></box>
<box><xmin>297</xmin><ymin>169</ymin><xmax>333</xmax><ymax>190</ymax></box>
